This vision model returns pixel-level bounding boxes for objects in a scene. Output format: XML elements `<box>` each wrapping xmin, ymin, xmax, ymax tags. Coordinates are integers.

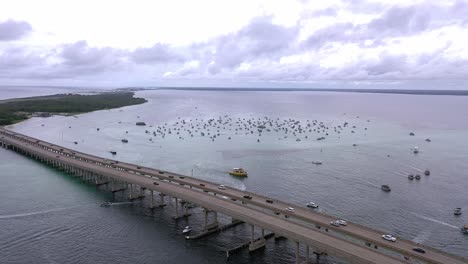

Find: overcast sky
<box><xmin>1</xmin><ymin>0</ymin><xmax>467</xmax><ymax>89</ymax></box>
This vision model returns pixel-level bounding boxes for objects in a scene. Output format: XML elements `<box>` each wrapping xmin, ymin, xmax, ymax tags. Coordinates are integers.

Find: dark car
<box><xmin>243</xmin><ymin>195</ymin><xmax>252</xmax><ymax>199</ymax></box>
<box><xmin>153</xmin><ymin>182</ymin><xmax>159</xmax><ymax>185</ymax></box>
<box><xmin>266</xmin><ymin>199</ymin><xmax>273</xmax><ymax>204</ymax></box>
<box><xmin>158</xmin><ymin>171</ymin><xmax>165</xmax><ymax>174</ymax></box>
<box><xmin>413</xmin><ymin>248</ymin><xmax>425</xmax><ymax>253</ymax></box>
<box><xmin>137</xmin><ymin>166</ymin><xmax>141</xmax><ymax>169</ymax></box>
<box><xmin>199</xmin><ymin>183</ymin><xmax>205</xmax><ymax>187</ymax></box>
<box><xmin>169</xmin><ymin>175</ymin><xmax>174</xmax><ymax>178</ymax></box>
<box><xmin>179</xmin><ymin>176</ymin><xmax>185</xmax><ymax>179</ymax></box>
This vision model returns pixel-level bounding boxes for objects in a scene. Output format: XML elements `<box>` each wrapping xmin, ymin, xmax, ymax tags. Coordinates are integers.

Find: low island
<box><xmin>0</xmin><ymin>92</ymin><xmax>147</xmax><ymax>125</ymax></box>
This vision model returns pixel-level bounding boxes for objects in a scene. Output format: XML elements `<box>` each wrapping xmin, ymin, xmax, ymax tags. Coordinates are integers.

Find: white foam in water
<box><xmin>0</xmin><ymin>205</ymin><xmax>83</xmax><ymax>219</ymax></box>
<box><xmin>410</xmin><ymin>212</ymin><xmax>459</xmax><ymax>229</ymax></box>
<box><xmin>407</xmin><ymin>165</ymin><xmax>424</xmax><ymax>172</ymax></box>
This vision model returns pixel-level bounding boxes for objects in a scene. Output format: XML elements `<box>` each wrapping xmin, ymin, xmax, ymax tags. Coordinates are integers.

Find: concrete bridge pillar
<box><xmin>128</xmin><ymin>183</ymin><xmax>133</xmax><ymax>199</ymax></box>
<box><xmin>150</xmin><ymin>190</ymin><xmax>154</xmax><ymax>208</ymax></box>
<box><xmin>248</xmin><ymin>224</ymin><xmax>266</xmax><ymax>252</ymax></box>
<box><xmin>174</xmin><ymin>197</ymin><xmax>179</xmax><ymax>218</ymax></box>
<box><xmin>296</xmin><ymin>241</ymin><xmax>300</xmax><ymax>264</ymax></box>
<box><xmin>202</xmin><ymin>208</ymin><xmax>218</xmax><ymax>230</ymax></box>
<box><xmin>306</xmin><ymin>245</ymin><xmax>310</xmax><ymax>263</ymax></box>
<box><xmin>159</xmin><ymin>193</ymin><xmax>166</xmax><ymax>207</ymax></box>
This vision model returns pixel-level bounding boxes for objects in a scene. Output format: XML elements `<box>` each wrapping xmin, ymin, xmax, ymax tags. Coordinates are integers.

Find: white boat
<box><xmin>100</xmin><ymin>201</ymin><xmax>112</xmax><ymax>207</ymax></box>
<box><xmin>306</xmin><ymin>202</ymin><xmax>319</xmax><ymax>208</ymax></box>
<box><xmin>454</xmin><ymin>208</ymin><xmax>462</xmax><ymax>216</ymax></box>
<box><xmin>182</xmin><ymin>226</ymin><xmax>192</xmax><ymax>234</ymax></box>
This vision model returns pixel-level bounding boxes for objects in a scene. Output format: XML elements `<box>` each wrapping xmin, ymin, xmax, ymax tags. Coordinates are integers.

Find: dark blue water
<box><xmin>1</xmin><ymin>89</ymin><xmax>468</xmax><ymax>263</ymax></box>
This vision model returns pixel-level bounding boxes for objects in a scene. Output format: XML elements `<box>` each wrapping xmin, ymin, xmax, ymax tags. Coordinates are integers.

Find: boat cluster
<box><xmin>117</xmin><ymin>115</ymin><xmax>368</xmax><ymax>144</ymax></box>
<box><xmin>408</xmin><ymin>170</ymin><xmax>430</xmax><ymax>181</ymax></box>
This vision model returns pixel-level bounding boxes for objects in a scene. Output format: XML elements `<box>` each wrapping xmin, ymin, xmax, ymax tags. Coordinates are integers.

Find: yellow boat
<box><xmin>229</xmin><ymin>168</ymin><xmax>248</xmax><ymax>177</ymax></box>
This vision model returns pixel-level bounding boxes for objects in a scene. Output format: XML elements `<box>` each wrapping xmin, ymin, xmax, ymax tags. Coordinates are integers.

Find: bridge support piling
<box><xmin>174</xmin><ymin>197</ymin><xmax>179</xmax><ymax>218</ymax></box>
<box><xmin>128</xmin><ymin>183</ymin><xmax>133</xmax><ymax>199</ymax></box>
<box><xmin>306</xmin><ymin>245</ymin><xmax>310</xmax><ymax>263</ymax></box>
<box><xmin>248</xmin><ymin>225</ymin><xmax>266</xmax><ymax>252</ymax></box>
<box><xmin>159</xmin><ymin>193</ymin><xmax>166</xmax><ymax>207</ymax></box>
<box><xmin>150</xmin><ymin>190</ymin><xmax>154</xmax><ymax>208</ymax></box>
<box><xmin>296</xmin><ymin>241</ymin><xmax>300</xmax><ymax>264</ymax></box>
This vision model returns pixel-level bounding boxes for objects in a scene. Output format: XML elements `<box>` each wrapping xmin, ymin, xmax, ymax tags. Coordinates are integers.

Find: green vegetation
<box><xmin>0</xmin><ymin>92</ymin><xmax>147</xmax><ymax>125</ymax></box>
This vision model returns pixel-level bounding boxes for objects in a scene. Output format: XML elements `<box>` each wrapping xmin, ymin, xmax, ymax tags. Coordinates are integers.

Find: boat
<box><xmin>100</xmin><ymin>201</ymin><xmax>112</xmax><ymax>207</ymax></box>
<box><xmin>413</xmin><ymin>147</ymin><xmax>419</xmax><ymax>154</ymax></box>
<box><xmin>121</xmin><ymin>139</ymin><xmax>128</xmax><ymax>143</ymax></box>
<box><xmin>311</xmin><ymin>161</ymin><xmax>322</xmax><ymax>165</ymax></box>
<box><xmin>306</xmin><ymin>202</ymin><xmax>319</xmax><ymax>208</ymax></box>
<box><xmin>462</xmin><ymin>224</ymin><xmax>468</xmax><ymax>234</ymax></box>
<box><xmin>110</xmin><ymin>151</ymin><xmax>117</xmax><ymax>155</ymax></box>
<box><xmin>408</xmin><ymin>174</ymin><xmax>414</xmax><ymax>180</ymax></box>
<box><xmin>381</xmin><ymin>185</ymin><xmax>391</xmax><ymax>192</ymax></box>
<box><xmin>454</xmin><ymin>208</ymin><xmax>462</xmax><ymax>216</ymax></box>
<box><xmin>182</xmin><ymin>226</ymin><xmax>192</xmax><ymax>234</ymax></box>
<box><xmin>424</xmin><ymin>169</ymin><xmax>430</xmax><ymax>176</ymax></box>
<box><xmin>415</xmin><ymin>174</ymin><xmax>421</xmax><ymax>180</ymax></box>
<box><xmin>229</xmin><ymin>168</ymin><xmax>248</xmax><ymax>177</ymax></box>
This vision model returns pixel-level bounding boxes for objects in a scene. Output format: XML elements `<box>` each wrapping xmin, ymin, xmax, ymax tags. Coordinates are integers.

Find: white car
<box><xmin>336</xmin><ymin>219</ymin><xmax>348</xmax><ymax>226</ymax></box>
<box><xmin>286</xmin><ymin>207</ymin><xmax>295</xmax><ymax>212</ymax></box>
<box><xmin>218</xmin><ymin>185</ymin><xmax>226</xmax><ymax>190</ymax></box>
<box><xmin>382</xmin><ymin>234</ymin><xmax>396</xmax><ymax>242</ymax></box>
<box><xmin>330</xmin><ymin>221</ymin><xmax>341</xmax><ymax>227</ymax></box>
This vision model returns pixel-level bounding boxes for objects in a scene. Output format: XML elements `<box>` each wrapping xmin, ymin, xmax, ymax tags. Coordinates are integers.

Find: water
<box><xmin>1</xmin><ymin>89</ymin><xmax>468</xmax><ymax>263</ymax></box>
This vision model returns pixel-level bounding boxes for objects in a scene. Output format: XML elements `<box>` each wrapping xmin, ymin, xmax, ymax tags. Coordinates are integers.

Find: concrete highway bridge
<box><xmin>1</xmin><ymin>127</ymin><xmax>467</xmax><ymax>264</ymax></box>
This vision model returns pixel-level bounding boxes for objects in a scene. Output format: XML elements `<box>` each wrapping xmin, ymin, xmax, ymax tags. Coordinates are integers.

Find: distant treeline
<box><xmin>157</xmin><ymin>87</ymin><xmax>468</xmax><ymax>96</ymax></box>
<box><xmin>0</xmin><ymin>92</ymin><xmax>147</xmax><ymax>125</ymax></box>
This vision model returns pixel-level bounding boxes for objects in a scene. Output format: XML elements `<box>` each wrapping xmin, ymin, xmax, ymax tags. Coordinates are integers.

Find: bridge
<box><xmin>1</xmin><ymin>127</ymin><xmax>467</xmax><ymax>264</ymax></box>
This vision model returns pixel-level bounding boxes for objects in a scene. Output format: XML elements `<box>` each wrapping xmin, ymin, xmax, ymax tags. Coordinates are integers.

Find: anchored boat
<box><xmin>454</xmin><ymin>208</ymin><xmax>462</xmax><ymax>216</ymax></box>
<box><xmin>381</xmin><ymin>185</ymin><xmax>391</xmax><ymax>192</ymax></box>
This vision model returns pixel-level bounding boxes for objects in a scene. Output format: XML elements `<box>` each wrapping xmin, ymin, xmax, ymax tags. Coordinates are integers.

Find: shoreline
<box><xmin>0</xmin><ymin>92</ymin><xmax>147</xmax><ymax>126</ymax></box>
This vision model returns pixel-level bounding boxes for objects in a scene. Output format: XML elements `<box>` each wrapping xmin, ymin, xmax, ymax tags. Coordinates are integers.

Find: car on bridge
<box><xmin>330</xmin><ymin>221</ymin><xmax>341</xmax><ymax>227</ymax></box>
<box><xmin>218</xmin><ymin>185</ymin><xmax>226</xmax><ymax>190</ymax></box>
<box><xmin>382</xmin><ymin>234</ymin><xmax>397</xmax><ymax>242</ymax></box>
<box><xmin>286</xmin><ymin>207</ymin><xmax>295</xmax><ymax>212</ymax></box>
<box><xmin>413</xmin><ymin>247</ymin><xmax>426</xmax><ymax>253</ymax></box>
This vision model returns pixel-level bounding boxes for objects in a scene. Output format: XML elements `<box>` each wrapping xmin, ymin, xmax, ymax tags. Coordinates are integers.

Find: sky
<box><xmin>1</xmin><ymin>0</ymin><xmax>468</xmax><ymax>89</ymax></box>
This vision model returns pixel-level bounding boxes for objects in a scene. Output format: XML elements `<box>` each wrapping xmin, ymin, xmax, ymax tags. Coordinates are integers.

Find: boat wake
<box><xmin>393</xmin><ymin>170</ymin><xmax>407</xmax><ymax>177</ymax></box>
<box><xmin>407</xmin><ymin>165</ymin><xmax>424</xmax><ymax>172</ymax></box>
<box><xmin>0</xmin><ymin>206</ymin><xmax>81</xmax><ymax>220</ymax></box>
<box><xmin>109</xmin><ymin>202</ymin><xmax>133</xmax><ymax>206</ymax></box>
<box><xmin>410</xmin><ymin>212</ymin><xmax>459</xmax><ymax>229</ymax></box>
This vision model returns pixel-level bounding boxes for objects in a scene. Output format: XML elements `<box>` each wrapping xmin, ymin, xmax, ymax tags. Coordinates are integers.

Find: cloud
<box><xmin>131</xmin><ymin>43</ymin><xmax>185</xmax><ymax>64</ymax></box>
<box><xmin>1</xmin><ymin>0</ymin><xmax>468</xmax><ymax>87</ymax></box>
<box><xmin>207</xmin><ymin>16</ymin><xmax>299</xmax><ymax>73</ymax></box>
<box><xmin>0</xmin><ymin>20</ymin><xmax>32</xmax><ymax>41</ymax></box>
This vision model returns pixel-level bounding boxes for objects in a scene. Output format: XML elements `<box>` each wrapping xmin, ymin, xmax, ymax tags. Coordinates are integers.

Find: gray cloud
<box><xmin>207</xmin><ymin>17</ymin><xmax>299</xmax><ymax>73</ymax></box>
<box><xmin>0</xmin><ymin>20</ymin><xmax>32</xmax><ymax>41</ymax></box>
<box><xmin>1</xmin><ymin>1</ymin><xmax>467</xmax><ymax>87</ymax></box>
<box><xmin>131</xmin><ymin>43</ymin><xmax>185</xmax><ymax>64</ymax></box>
<box><xmin>303</xmin><ymin>1</ymin><xmax>467</xmax><ymax>50</ymax></box>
